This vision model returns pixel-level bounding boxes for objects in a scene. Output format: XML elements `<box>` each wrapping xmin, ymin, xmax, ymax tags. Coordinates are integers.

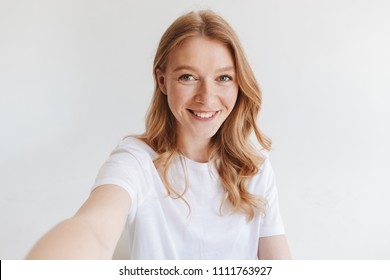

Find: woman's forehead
<box><xmin>166</xmin><ymin>36</ymin><xmax>235</xmax><ymax>72</ymax></box>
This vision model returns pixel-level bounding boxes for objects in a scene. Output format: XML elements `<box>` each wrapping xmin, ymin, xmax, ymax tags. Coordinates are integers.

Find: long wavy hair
<box><xmin>138</xmin><ymin>10</ymin><xmax>271</xmax><ymax>220</ymax></box>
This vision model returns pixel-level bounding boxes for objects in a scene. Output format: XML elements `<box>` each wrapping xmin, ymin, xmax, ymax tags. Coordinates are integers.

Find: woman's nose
<box><xmin>194</xmin><ymin>80</ymin><xmax>215</xmax><ymax>104</ymax></box>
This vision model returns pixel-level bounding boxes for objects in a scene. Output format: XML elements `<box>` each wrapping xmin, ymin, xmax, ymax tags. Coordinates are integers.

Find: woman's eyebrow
<box><xmin>172</xmin><ymin>65</ymin><xmax>235</xmax><ymax>72</ymax></box>
<box><xmin>172</xmin><ymin>65</ymin><xmax>198</xmax><ymax>72</ymax></box>
<box><xmin>216</xmin><ymin>66</ymin><xmax>235</xmax><ymax>72</ymax></box>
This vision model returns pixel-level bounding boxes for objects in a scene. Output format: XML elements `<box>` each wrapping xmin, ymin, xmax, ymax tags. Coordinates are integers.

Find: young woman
<box><xmin>27</xmin><ymin>10</ymin><xmax>291</xmax><ymax>260</ymax></box>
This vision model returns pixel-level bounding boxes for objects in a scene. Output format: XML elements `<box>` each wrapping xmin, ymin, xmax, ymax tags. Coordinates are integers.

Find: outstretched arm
<box><xmin>26</xmin><ymin>185</ymin><xmax>131</xmax><ymax>259</ymax></box>
<box><xmin>258</xmin><ymin>235</ymin><xmax>292</xmax><ymax>260</ymax></box>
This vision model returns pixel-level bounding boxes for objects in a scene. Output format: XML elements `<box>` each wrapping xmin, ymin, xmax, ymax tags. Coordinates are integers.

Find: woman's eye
<box><xmin>218</xmin><ymin>75</ymin><xmax>232</xmax><ymax>82</ymax></box>
<box><xmin>179</xmin><ymin>74</ymin><xmax>195</xmax><ymax>81</ymax></box>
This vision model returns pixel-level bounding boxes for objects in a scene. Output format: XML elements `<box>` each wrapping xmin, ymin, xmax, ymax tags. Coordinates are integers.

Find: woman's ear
<box><xmin>155</xmin><ymin>68</ymin><xmax>167</xmax><ymax>95</ymax></box>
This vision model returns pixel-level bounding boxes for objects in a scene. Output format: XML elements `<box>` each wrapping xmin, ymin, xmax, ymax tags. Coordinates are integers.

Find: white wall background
<box><xmin>1</xmin><ymin>0</ymin><xmax>389</xmax><ymax>259</ymax></box>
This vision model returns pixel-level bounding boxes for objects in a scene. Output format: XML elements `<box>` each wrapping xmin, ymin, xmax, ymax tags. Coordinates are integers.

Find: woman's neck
<box><xmin>177</xmin><ymin>135</ymin><xmax>210</xmax><ymax>163</ymax></box>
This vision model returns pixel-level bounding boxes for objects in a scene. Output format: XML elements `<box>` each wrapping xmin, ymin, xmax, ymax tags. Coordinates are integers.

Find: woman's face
<box><xmin>156</xmin><ymin>36</ymin><xmax>239</xmax><ymax>143</ymax></box>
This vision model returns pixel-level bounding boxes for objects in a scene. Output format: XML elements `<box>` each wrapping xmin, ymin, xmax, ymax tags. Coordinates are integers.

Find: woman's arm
<box><xmin>26</xmin><ymin>184</ymin><xmax>131</xmax><ymax>259</ymax></box>
<box><xmin>258</xmin><ymin>235</ymin><xmax>292</xmax><ymax>260</ymax></box>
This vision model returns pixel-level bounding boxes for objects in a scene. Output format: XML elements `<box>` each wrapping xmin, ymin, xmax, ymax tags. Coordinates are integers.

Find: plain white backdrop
<box><xmin>1</xmin><ymin>0</ymin><xmax>389</xmax><ymax>259</ymax></box>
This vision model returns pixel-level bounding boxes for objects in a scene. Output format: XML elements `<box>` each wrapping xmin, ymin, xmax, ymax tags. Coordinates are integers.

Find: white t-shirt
<box><xmin>93</xmin><ymin>137</ymin><xmax>285</xmax><ymax>259</ymax></box>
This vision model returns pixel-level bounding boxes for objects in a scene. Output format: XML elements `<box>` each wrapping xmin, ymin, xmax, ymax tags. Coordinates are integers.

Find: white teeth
<box><xmin>192</xmin><ymin>111</ymin><xmax>217</xmax><ymax>119</ymax></box>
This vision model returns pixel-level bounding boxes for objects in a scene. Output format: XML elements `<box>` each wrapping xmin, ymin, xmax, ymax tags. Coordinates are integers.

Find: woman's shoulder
<box><xmin>112</xmin><ymin>136</ymin><xmax>157</xmax><ymax>161</ymax></box>
<box><xmin>245</xmin><ymin>143</ymin><xmax>275</xmax><ymax>194</ymax></box>
<box><xmin>251</xmin><ymin>139</ymin><xmax>271</xmax><ymax>166</ymax></box>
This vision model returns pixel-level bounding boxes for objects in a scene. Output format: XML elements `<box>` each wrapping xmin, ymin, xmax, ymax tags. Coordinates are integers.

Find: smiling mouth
<box><xmin>188</xmin><ymin>109</ymin><xmax>219</xmax><ymax>119</ymax></box>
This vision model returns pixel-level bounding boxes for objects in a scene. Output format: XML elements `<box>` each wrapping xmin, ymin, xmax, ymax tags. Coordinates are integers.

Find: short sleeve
<box><xmin>258</xmin><ymin>156</ymin><xmax>286</xmax><ymax>238</ymax></box>
<box><xmin>92</xmin><ymin>141</ymin><xmax>145</xmax><ymax>210</ymax></box>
